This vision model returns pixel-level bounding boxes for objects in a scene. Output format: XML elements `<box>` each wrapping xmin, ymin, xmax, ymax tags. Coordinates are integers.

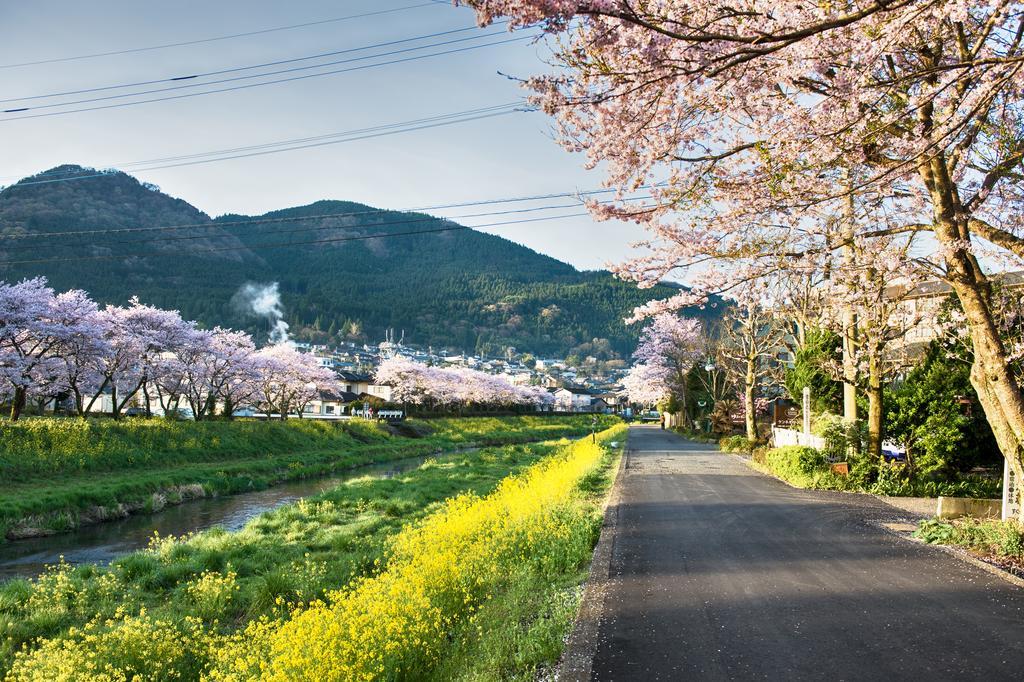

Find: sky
<box><xmin>0</xmin><ymin>0</ymin><xmax>650</xmax><ymax>271</ymax></box>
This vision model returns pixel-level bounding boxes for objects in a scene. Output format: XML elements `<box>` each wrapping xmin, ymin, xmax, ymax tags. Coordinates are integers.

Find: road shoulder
<box><xmin>557</xmin><ymin>436</ymin><xmax>630</xmax><ymax>681</ymax></box>
<box><xmin>734</xmin><ymin>451</ymin><xmax>1024</xmax><ymax>589</ymax></box>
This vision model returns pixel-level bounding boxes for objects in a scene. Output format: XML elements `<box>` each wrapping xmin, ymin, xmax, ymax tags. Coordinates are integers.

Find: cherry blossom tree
<box><xmin>718</xmin><ymin>287</ymin><xmax>788</xmax><ymax>441</ymax></box>
<box><xmin>818</xmin><ymin>236</ymin><xmax>931</xmax><ymax>457</ymax></box>
<box><xmin>254</xmin><ymin>344</ymin><xmax>340</xmax><ymax>419</ymax></box>
<box><xmin>0</xmin><ymin>279</ymin><xmax>102</xmax><ymax>420</ymax></box>
<box><xmin>206</xmin><ymin>329</ymin><xmax>263</xmax><ymax>419</ymax></box>
<box><xmin>0</xmin><ymin>280</ymin><xmax>339</xmax><ymax>423</ymax></box>
<box><xmin>50</xmin><ymin>291</ymin><xmax>109</xmax><ymax>416</ymax></box>
<box><xmin>632</xmin><ymin>313</ymin><xmax>705</xmax><ymax>414</ymax></box>
<box><xmin>375</xmin><ymin>356</ymin><xmax>554</xmax><ymax>411</ymax></box>
<box><xmin>168</xmin><ymin>328</ymin><xmax>219</xmax><ymax>420</ymax></box>
<box><xmin>459</xmin><ymin>0</ymin><xmax>1024</xmax><ymax>498</ymax></box>
<box><xmin>621</xmin><ymin>361</ymin><xmax>672</xmax><ymax>406</ymax></box>
<box><xmin>374</xmin><ymin>356</ymin><xmax>435</xmax><ymax>405</ymax></box>
<box><xmin>85</xmin><ymin>300</ymin><xmax>194</xmax><ymax>419</ymax></box>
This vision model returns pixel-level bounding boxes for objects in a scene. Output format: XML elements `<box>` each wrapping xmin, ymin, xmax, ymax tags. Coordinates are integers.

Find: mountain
<box><xmin>0</xmin><ymin>165</ymin><xmax>712</xmax><ymax>357</ymax></box>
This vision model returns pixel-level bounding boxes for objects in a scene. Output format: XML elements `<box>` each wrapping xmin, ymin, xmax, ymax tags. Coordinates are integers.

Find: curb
<box><xmin>557</xmin><ymin>439</ymin><xmax>630</xmax><ymax>681</ymax></box>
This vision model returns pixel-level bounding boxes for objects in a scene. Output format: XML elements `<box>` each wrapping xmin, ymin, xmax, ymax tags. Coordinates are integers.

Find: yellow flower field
<box><xmin>208</xmin><ymin>424</ymin><xmax>626</xmax><ymax>681</ymax></box>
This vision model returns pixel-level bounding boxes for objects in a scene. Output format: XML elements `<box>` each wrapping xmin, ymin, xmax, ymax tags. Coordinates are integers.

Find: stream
<box><xmin>0</xmin><ymin>452</ymin><xmax>450</xmax><ymax>582</ymax></box>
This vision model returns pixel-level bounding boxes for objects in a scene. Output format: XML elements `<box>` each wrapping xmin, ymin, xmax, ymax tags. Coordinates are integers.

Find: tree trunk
<box><xmin>927</xmin><ymin>156</ymin><xmax>1024</xmax><ymax>517</ymax></box>
<box><xmin>10</xmin><ymin>386</ymin><xmax>26</xmax><ymax>421</ymax></box>
<box><xmin>85</xmin><ymin>376</ymin><xmax>111</xmax><ymax>416</ymax></box>
<box><xmin>866</xmin><ymin>344</ymin><xmax>883</xmax><ymax>460</ymax></box>
<box><xmin>945</xmin><ymin>266</ymin><xmax>1024</xmax><ymax>508</ymax></box>
<box><xmin>142</xmin><ymin>382</ymin><xmax>153</xmax><ymax>418</ymax></box>
<box><xmin>744</xmin><ymin>359</ymin><xmax>756</xmax><ymax>441</ymax></box>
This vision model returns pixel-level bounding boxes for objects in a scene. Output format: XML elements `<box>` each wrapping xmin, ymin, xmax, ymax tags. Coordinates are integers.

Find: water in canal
<box><xmin>0</xmin><ymin>453</ymin><xmax>446</xmax><ymax>582</ymax></box>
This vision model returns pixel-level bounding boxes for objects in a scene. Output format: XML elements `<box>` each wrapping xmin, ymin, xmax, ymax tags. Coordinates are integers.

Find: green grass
<box><xmin>914</xmin><ymin>518</ymin><xmax>1024</xmax><ymax>560</ymax></box>
<box><xmin>0</xmin><ymin>438</ymin><xmax>589</xmax><ymax>677</ymax></box>
<box><xmin>0</xmin><ymin>418</ymin><xmax>388</xmax><ymax>480</ymax></box>
<box><xmin>0</xmin><ymin>415</ymin><xmax>620</xmax><ymax>539</ymax></box>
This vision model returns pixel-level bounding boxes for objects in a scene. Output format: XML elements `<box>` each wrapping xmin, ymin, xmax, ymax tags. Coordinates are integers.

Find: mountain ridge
<box><xmin>0</xmin><ymin>165</ymin><xmax>709</xmax><ymax>357</ymax></box>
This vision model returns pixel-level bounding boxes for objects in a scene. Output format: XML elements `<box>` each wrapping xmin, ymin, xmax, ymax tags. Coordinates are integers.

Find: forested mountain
<box><xmin>0</xmin><ymin>165</ymin><xmax>715</xmax><ymax>357</ymax></box>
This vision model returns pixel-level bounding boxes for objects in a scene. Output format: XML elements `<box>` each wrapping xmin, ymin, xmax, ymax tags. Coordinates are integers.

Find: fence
<box><xmin>771</xmin><ymin>426</ymin><xmax>825</xmax><ymax>449</ymax></box>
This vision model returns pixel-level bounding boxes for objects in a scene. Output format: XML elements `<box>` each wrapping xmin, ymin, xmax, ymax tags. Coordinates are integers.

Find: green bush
<box><xmin>866</xmin><ymin>470</ymin><xmax>1000</xmax><ymax>498</ymax></box>
<box><xmin>886</xmin><ymin>342</ymin><xmax>1001</xmax><ymax>477</ymax></box>
<box><xmin>764</xmin><ymin>446</ymin><xmax>825</xmax><ymax>479</ymax></box>
<box><xmin>757</xmin><ymin>445</ymin><xmax>1000</xmax><ymax>498</ymax></box>
<box><xmin>816</xmin><ymin>417</ymin><xmax>867</xmax><ymax>462</ymax></box>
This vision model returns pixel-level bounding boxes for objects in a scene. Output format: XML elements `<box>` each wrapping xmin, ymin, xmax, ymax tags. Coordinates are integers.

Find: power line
<box><xmin>2</xmin><ymin>23</ymin><xmax>508</xmax><ymax>105</ymax></box>
<box><xmin>0</xmin><ymin>35</ymin><xmax>534</xmax><ymax>121</ymax></box>
<box><xmin>0</xmin><ymin>212</ymin><xmax>593</xmax><ymax>266</ymax></box>
<box><xmin>2</xmin><ymin>103</ymin><xmax>529</xmax><ymax>186</ymax></box>
<box><xmin>0</xmin><ymin>2</ymin><xmax>443</xmax><ymax>70</ymax></box>
<box><xmin>0</xmin><ymin>186</ymin><xmax>646</xmax><ymax>241</ymax></box>
<box><xmin>0</xmin><ymin>196</ymin><xmax>656</xmax><ymax>254</ymax></box>
<box><xmin>0</xmin><ymin>205</ymin><xmax>570</xmax><ymax>255</ymax></box>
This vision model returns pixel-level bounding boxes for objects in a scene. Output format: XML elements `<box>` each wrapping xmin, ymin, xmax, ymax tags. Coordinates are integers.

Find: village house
<box><xmin>303</xmin><ymin>389</ymin><xmax>362</xmax><ymax>418</ymax></box>
<box><xmin>551</xmin><ymin>386</ymin><xmax>598</xmax><ymax>412</ymax></box>
<box><xmin>888</xmin><ymin>271</ymin><xmax>1024</xmax><ymax>355</ymax></box>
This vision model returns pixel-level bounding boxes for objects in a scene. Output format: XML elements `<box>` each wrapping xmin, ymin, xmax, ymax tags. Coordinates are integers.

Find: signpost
<box><xmin>1003</xmin><ymin>459</ymin><xmax>1021</xmax><ymax>521</ymax></box>
<box><xmin>802</xmin><ymin>387</ymin><xmax>811</xmax><ymax>435</ymax></box>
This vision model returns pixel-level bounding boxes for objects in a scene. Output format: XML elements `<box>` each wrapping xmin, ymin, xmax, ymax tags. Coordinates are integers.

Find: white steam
<box><xmin>233</xmin><ymin>282</ymin><xmax>290</xmax><ymax>344</ymax></box>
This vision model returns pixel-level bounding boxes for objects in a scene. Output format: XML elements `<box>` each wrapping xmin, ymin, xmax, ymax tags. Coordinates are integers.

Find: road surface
<box><xmin>581</xmin><ymin>425</ymin><xmax>1024</xmax><ymax>680</ymax></box>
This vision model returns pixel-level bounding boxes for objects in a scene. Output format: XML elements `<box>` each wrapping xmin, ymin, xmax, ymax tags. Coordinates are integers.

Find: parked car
<box><xmin>881</xmin><ymin>441</ymin><xmax>907</xmax><ymax>463</ymax></box>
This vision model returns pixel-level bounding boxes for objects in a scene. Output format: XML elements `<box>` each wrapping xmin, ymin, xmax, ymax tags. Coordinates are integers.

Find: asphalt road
<box><xmin>586</xmin><ymin>425</ymin><xmax>1024</xmax><ymax>681</ymax></box>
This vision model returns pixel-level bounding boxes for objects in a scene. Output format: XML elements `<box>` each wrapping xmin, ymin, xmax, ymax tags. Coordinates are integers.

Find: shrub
<box><xmin>886</xmin><ymin>341</ymin><xmax>1001</xmax><ymax>477</ymax></box>
<box><xmin>816</xmin><ymin>417</ymin><xmax>867</xmax><ymax>462</ymax></box>
<box><xmin>764</xmin><ymin>446</ymin><xmax>826</xmax><ymax>480</ymax></box>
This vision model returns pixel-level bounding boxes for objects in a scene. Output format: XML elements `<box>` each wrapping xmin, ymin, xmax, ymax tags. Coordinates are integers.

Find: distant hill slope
<box><xmin>0</xmin><ymin>165</ymin><xmax>713</xmax><ymax>357</ymax></box>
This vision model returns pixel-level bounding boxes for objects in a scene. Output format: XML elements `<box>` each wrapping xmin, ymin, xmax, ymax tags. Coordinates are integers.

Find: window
<box><xmin>325</xmin><ymin>405</ymin><xmax>335</xmax><ymax>414</ymax></box>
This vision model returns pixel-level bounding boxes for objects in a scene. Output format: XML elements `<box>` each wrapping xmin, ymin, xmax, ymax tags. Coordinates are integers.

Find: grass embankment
<box><xmin>1</xmin><ymin>425</ymin><xmax>628</xmax><ymax>680</ymax></box>
<box><xmin>0</xmin><ymin>415</ymin><xmax>618</xmax><ymax>539</ymax></box>
<box><xmin>914</xmin><ymin>518</ymin><xmax>1024</xmax><ymax>576</ymax></box>
<box><xmin>747</xmin><ymin>445</ymin><xmax>1001</xmax><ymax>499</ymax></box>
